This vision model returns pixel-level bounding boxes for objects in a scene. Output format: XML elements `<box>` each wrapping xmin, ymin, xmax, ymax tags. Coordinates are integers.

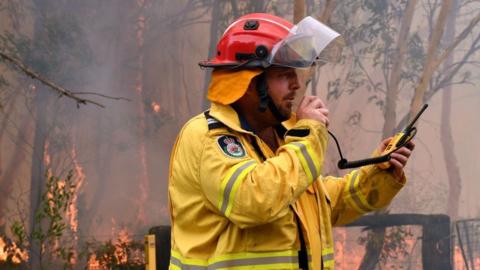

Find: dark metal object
<box><xmin>148</xmin><ymin>225</ymin><xmax>171</xmax><ymax>270</ymax></box>
<box><xmin>455</xmin><ymin>219</ymin><xmax>480</xmax><ymax>270</ymax></box>
<box><xmin>345</xmin><ymin>214</ymin><xmax>452</xmax><ymax>270</ymax></box>
<box><xmin>331</xmin><ymin>104</ymin><xmax>428</xmax><ymax>169</ymax></box>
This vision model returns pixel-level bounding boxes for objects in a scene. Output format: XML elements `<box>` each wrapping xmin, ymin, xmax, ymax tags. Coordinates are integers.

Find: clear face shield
<box><xmin>268</xmin><ymin>17</ymin><xmax>344</xmax><ymax>110</ymax></box>
<box><xmin>269</xmin><ymin>16</ymin><xmax>344</xmax><ymax>68</ymax></box>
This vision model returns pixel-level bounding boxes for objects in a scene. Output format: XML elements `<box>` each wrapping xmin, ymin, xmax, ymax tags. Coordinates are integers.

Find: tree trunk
<box><xmin>318</xmin><ymin>0</ymin><xmax>335</xmax><ymax>24</ymax></box>
<box><xmin>294</xmin><ymin>0</ymin><xmax>305</xmax><ymax>23</ymax></box>
<box><xmin>134</xmin><ymin>0</ymin><xmax>149</xmax><ymax>226</ymax></box>
<box><xmin>359</xmin><ymin>1</ymin><xmax>417</xmax><ymax>269</ymax></box>
<box><xmin>409</xmin><ymin>0</ymin><xmax>453</xmax><ymax>119</ymax></box>
<box><xmin>441</xmin><ymin>0</ymin><xmax>461</xmax><ymax>220</ymax></box>
<box><xmin>28</xmin><ymin>1</ymin><xmax>55</xmax><ymax>268</ymax></box>
<box><xmin>83</xmin><ymin>114</ymin><xmax>114</xmax><ymax>234</ymax></box>
<box><xmin>0</xmin><ymin>93</ymin><xmax>18</xmax><ymax>180</ymax></box>
<box><xmin>382</xmin><ymin>0</ymin><xmax>417</xmax><ymax>137</ymax></box>
<box><xmin>28</xmin><ymin>86</ymin><xmax>51</xmax><ymax>269</ymax></box>
<box><xmin>230</xmin><ymin>0</ymin><xmax>239</xmax><ymax>18</ymax></box>
<box><xmin>201</xmin><ymin>0</ymin><xmax>223</xmax><ymax>110</ymax></box>
<box><xmin>0</xmin><ymin>103</ymin><xmax>28</xmax><ymax>221</ymax></box>
<box><xmin>311</xmin><ymin>0</ymin><xmax>336</xmax><ymax>96</ymax></box>
<box><xmin>358</xmin><ymin>1</ymin><xmax>453</xmax><ymax>269</ymax></box>
<box><xmin>250</xmin><ymin>0</ymin><xmax>266</xmax><ymax>12</ymax></box>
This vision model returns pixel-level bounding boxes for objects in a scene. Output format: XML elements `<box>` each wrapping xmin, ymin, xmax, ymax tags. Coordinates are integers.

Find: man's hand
<box><xmin>296</xmin><ymin>95</ymin><xmax>329</xmax><ymax>127</ymax></box>
<box><xmin>378</xmin><ymin>138</ymin><xmax>415</xmax><ymax>180</ymax></box>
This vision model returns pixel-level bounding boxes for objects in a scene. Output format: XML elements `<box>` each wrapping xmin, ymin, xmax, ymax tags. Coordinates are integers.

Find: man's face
<box><xmin>265</xmin><ymin>67</ymin><xmax>301</xmax><ymax>119</ymax></box>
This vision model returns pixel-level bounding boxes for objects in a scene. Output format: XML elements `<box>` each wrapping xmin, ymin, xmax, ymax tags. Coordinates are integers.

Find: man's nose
<box><xmin>290</xmin><ymin>75</ymin><xmax>301</xmax><ymax>91</ymax></box>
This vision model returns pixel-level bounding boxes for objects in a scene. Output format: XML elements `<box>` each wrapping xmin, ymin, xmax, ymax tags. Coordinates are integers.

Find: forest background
<box><xmin>0</xmin><ymin>0</ymin><xmax>479</xmax><ymax>269</ymax></box>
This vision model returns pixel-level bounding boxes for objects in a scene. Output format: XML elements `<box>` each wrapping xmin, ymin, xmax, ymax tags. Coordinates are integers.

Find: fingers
<box><xmin>298</xmin><ymin>95</ymin><xmax>316</xmax><ymax>107</ymax></box>
<box><xmin>296</xmin><ymin>96</ymin><xmax>329</xmax><ymax>126</ymax></box>
<box><xmin>388</xmin><ymin>145</ymin><xmax>413</xmax><ymax>171</ymax></box>
<box><xmin>318</xmin><ymin>108</ymin><xmax>329</xmax><ymax>117</ymax></box>
<box><xmin>297</xmin><ymin>96</ymin><xmax>310</xmax><ymax>109</ymax></box>
<box><xmin>308</xmin><ymin>97</ymin><xmax>327</xmax><ymax>109</ymax></box>
<box><xmin>379</xmin><ymin>137</ymin><xmax>415</xmax><ymax>154</ymax></box>
<box><xmin>395</xmin><ymin>145</ymin><xmax>412</xmax><ymax>158</ymax></box>
<box><xmin>405</xmin><ymin>140</ymin><xmax>415</xmax><ymax>151</ymax></box>
<box><xmin>388</xmin><ymin>156</ymin><xmax>404</xmax><ymax>171</ymax></box>
<box><xmin>390</xmin><ymin>152</ymin><xmax>409</xmax><ymax>167</ymax></box>
<box><xmin>376</xmin><ymin>137</ymin><xmax>416</xmax><ymax>182</ymax></box>
<box><xmin>379</xmin><ymin>137</ymin><xmax>393</xmax><ymax>152</ymax></box>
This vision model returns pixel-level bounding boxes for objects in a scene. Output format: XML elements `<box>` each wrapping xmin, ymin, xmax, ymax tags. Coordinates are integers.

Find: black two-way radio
<box><xmin>330</xmin><ymin>104</ymin><xmax>428</xmax><ymax>170</ymax></box>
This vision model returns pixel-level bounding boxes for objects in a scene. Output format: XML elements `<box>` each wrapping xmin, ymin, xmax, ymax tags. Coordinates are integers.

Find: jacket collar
<box><xmin>208</xmin><ymin>102</ymin><xmax>297</xmax><ymax>136</ymax></box>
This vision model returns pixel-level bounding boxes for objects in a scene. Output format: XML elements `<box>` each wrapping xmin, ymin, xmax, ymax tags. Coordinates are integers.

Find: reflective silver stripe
<box><xmin>291</xmin><ymin>142</ymin><xmax>318</xmax><ymax>180</ymax></box>
<box><xmin>348</xmin><ymin>171</ymin><xmax>374</xmax><ymax>213</ymax></box>
<box><xmin>171</xmin><ymin>255</ymin><xmax>298</xmax><ymax>269</ymax></box>
<box><xmin>211</xmin><ymin>255</ymin><xmax>298</xmax><ymax>269</ymax></box>
<box><xmin>170</xmin><ymin>256</ymin><xmax>207</xmax><ymax>270</ymax></box>
<box><xmin>322</xmin><ymin>253</ymin><xmax>334</xmax><ymax>261</ymax></box>
<box><xmin>207</xmin><ymin>118</ymin><xmax>219</xmax><ymax>124</ymax></box>
<box><xmin>220</xmin><ymin>160</ymin><xmax>256</xmax><ymax>215</ymax></box>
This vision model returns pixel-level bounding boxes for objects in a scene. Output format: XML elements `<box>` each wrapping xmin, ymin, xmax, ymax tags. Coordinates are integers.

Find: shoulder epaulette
<box><xmin>204</xmin><ymin>111</ymin><xmax>226</xmax><ymax>130</ymax></box>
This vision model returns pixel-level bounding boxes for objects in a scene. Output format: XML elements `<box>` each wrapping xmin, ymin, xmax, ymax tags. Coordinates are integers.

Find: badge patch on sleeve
<box><xmin>217</xmin><ymin>135</ymin><xmax>246</xmax><ymax>158</ymax></box>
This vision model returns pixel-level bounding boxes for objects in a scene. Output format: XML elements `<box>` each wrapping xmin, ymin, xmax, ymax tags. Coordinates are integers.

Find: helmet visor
<box><xmin>269</xmin><ymin>16</ymin><xmax>343</xmax><ymax>68</ymax></box>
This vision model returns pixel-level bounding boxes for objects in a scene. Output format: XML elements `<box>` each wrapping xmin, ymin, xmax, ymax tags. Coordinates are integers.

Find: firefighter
<box><xmin>168</xmin><ymin>13</ymin><xmax>414</xmax><ymax>270</ymax></box>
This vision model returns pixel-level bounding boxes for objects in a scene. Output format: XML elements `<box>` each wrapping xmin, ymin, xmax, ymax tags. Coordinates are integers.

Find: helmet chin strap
<box><xmin>255</xmin><ymin>73</ymin><xmax>289</xmax><ymax>123</ymax></box>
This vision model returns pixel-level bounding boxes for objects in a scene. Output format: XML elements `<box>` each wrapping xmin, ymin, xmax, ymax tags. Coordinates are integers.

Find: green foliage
<box><xmin>5</xmin><ymin>169</ymin><xmax>146</xmax><ymax>269</ymax></box>
<box><xmin>402</xmin><ymin>33</ymin><xmax>426</xmax><ymax>84</ymax></box>
<box><xmin>358</xmin><ymin>226</ymin><xmax>414</xmax><ymax>265</ymax></box>
<box><xmin>0</xmin><ymin>1</ymin><xmax>93</xmax><ymax>90</ymax></box>
<box><xmin>22</xmin><ymin>11</ymin><xmax>93</xmax><ymax>88</ymax></box>
<box><xmin>0</xmin><ymin>75</ymin><xmax>9</xmax><ymax>110</ymax></box>
<box><xmin>9</xmin><ymin>170</ymin><xmax>77</xmax><ymax>269</ymax></box>
<box><xmin>330</xmin><ymin>0</ymin><xmax>425</xmax><ymax>106</ymax></box>
<box><xmin>83</xmin><ymin>235</ymin><xmax>145</xmax><ymax>269</ymax></box>
<box><xmin>0</xmin><ymin>75</ymin><xmax>9</xmax><ymax>87</ymax></box>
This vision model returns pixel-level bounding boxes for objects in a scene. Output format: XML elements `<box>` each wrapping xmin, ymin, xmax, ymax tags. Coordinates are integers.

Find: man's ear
<box><xmin>245</xmin><ymin>77</ymin><xmax>258</xmax><ymax>96</ymax></box>
<box><xmin>233</xmin><ymin>76</ymin><xmax>260</xmax><ymax>108</ymax></box>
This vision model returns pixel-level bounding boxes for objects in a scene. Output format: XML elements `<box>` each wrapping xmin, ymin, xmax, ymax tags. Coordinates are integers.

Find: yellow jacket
<box><xmin>168</xmin><ymin>102</ymin><xmax>406</xmax><ymax>270</ymax></box>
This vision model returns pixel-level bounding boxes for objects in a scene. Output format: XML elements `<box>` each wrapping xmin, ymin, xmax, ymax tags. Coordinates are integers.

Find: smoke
<box><xmin>1</xmin><ymin>0</ymin><xmax>211</xmax><ymax>245</ymax></box>
<box><xmin>59</xmin><ymin>0</ymin><xmax>210</xmax><ymax>237</ymax></box>
<box><xmin>0</xmin><ymin>1</ymin><xmax>479</xmax><ymax>268</ymax></box>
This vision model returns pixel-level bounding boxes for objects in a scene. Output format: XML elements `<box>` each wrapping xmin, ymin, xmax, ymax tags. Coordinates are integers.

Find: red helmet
<box><xmin>199</xmin><ymin>13</ymin><xmax>294</xmax><ymax>68</ymax></box>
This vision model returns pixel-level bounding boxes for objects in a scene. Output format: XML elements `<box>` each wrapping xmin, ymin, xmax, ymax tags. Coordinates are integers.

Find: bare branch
<box><xmin>70</xmin><ymin>92</ymin><xmax>131</xmax><ymax>102</ymax></box>
<box><xmin>433</xmin><ymin>11</ymin><xmax>480</xmax><ymax>71</ymax></box>
<box><xmin>319</xmin><ymin>0</ymin><xmax>335</xmax><ymax>23</ymax></box>
<box><xmin>294</xmin><ymin>0</ymin><xmax>306</xmax><ymax>23</ymax></box>
<box><xmin>427</xmin><ymin>32</ymin><xmax>480</xmax><ymax>100</ymax></box>
<box><xmin>409</xmin><ymin>0</ymin><xmax>453</xmax><ymax>119</ymax></box>
<box><xmin>354</xmin><ymin>55</ymin><xmax>386</xmax><ymax>94</ymax></box>
<box><xmin>0</xmin><ymin>51</ymin><xmax>129</xmax><ymax>108</ymax></box>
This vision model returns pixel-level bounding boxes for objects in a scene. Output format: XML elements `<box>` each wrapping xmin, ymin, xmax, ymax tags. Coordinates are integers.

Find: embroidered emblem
<box><xmin>217</xmin><ymin>135</ymin><xmax>246</xmax><ymax>158</ymax></box>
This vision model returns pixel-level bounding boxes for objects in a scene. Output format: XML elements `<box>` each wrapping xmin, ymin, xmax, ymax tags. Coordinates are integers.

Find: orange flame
<box><xmin>0</xmin><ymin>236</ymin><xmax>29</xmax><ymax>264</ymax></box>
<box><xmin>134</xmin><ymin>0</ymin><xmax>149</xmax><ymax>225</ymax></box>
<box><xmin>454</xmin><ymin>245</ymin><xmax>466</xmax><ymax>270</ymax></box>
<box><xmin>44</xmin><ymin>141</ymin><xmax>51</xmax><ymax>168</ymax></box>
<box><xmin>115</xmin><ymin>228</ymin><xmax>132</xmax><ymax>264</ymax></box>
<box><xmin>334</xmin><ymin>228</ymin><xmax>346</xmax><ymax>268</ymax></box>
<box><xmin>334</xmin><ymin>228</ymin><xmax>364</xmax><ymax>269</ymax></box>
<box><xmin>69</xmin><ymin>139</ymin><xmax>85</xmax><ymax>235</ymax></box>
<box><xmin>87</xmin><ymin>254</ymin><xmax>101</xmax><ymax>270</ymax></box>
<box><xmin>0</xmin><ymin>237</ymin><xmax>7</xmax><ymax>262</ymax></box>
<box><xmin>66</xmin><ymin>138</ymin><xmax>86</xmax><ymax>265</ymax></box>
<box><xmin>151</xmin><ymin>101</ymin><xmax>161</xmax><ymax>113</ymax></box>
<box><xmin>44</xmin><ymin>141</ymin><xmax>56</xmax><ymax>211</ymax></box>
<box><xmin>453</xmin><ymin>244</ymin><xmax>480</xmax><ymax>269</ymax></box>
